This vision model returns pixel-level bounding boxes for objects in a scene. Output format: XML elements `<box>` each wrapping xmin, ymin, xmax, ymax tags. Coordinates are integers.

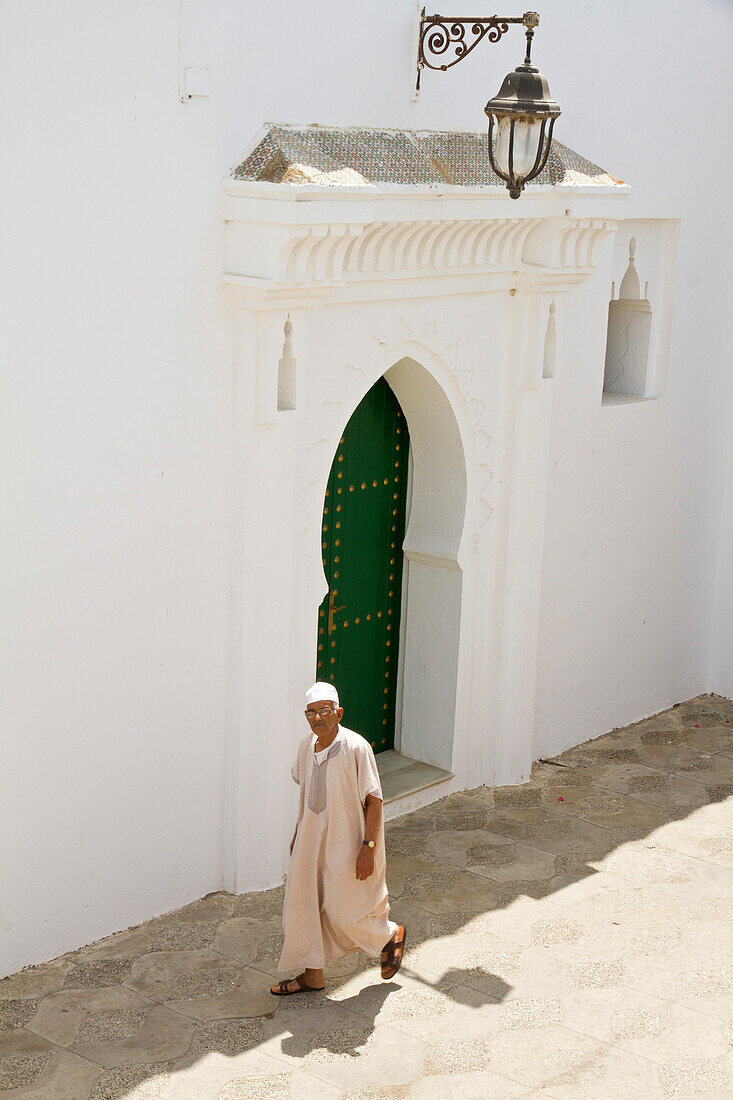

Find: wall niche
<box><xmin>602</xmin><ymin>237</ymin><xmax>652</xmax><ymax>403</ymax></box>
<box><xmin>542</xmin><ymin>300</ymin><xmax>557</xmax><ymax>380</ymax></box>
<box><xmin>277</xmin><ymin>315</ymin><xmax>297</xmax><ymax>411</ymax></box>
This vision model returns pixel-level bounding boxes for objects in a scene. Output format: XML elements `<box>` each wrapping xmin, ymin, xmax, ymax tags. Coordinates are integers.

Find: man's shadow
<box><xmin>277</xmin><ymin>982</ymin><xmax>393</xmax><ymax>1060</ymax></box>
<box><xmin>277</xmin><ymin>966</ymin><xmax>511</xmax><ymax>1059</ymax></box>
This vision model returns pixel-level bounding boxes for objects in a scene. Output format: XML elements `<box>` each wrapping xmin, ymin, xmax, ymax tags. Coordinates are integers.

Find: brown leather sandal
<box><xmin>270</xmin><ymin>972</ymin><xmax>325</xmax><ymax>996</ymax></box>
<box><xmin>380</xmin><ymin>925</ymin><xmax>406</xmax><ymax>979</ymax></box>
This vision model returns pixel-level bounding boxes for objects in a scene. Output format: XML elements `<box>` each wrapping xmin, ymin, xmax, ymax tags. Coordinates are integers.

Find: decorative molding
<box><xmin>223</xmin><ymin>177</ymin><xmax>629</xmax><ymax>309</ymax></box>
<box><xmin>558</xmin><ymin>218</ymin><xmax>615</xmax><ymax>269</ymax></box>
<box><xmin>278</xmin><ymin>217</ymin><xmax>544</xmax><ymax>285</ymax></box>
<box><xmin>236</xmin><ymin>216</ymin><xmax>618</xmax><ymax>293</ymax></box>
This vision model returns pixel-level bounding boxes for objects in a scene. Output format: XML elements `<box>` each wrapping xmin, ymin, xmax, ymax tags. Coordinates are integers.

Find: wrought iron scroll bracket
<box><xmin>416</xmin><ymin>9</ymin><xmax>539</xmax><ymax>91</ymax></box>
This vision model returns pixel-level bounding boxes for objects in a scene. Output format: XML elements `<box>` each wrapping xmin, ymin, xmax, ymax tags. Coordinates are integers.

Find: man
<box><xmin>271</xmin><ymin>682</ymin><xmax>406</xmax><ymax>995</ymax></box>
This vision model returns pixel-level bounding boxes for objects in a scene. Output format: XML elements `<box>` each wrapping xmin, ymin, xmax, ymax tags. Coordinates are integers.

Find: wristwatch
<box><xmin>362</xmin><ymin>839</ymin><xmax>376</xmax><ymax>849</ymax></box>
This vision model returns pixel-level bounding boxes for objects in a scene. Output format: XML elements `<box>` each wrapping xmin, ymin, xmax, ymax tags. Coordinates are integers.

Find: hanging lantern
<box><xmin>484</xmin><ymin>14</ymin><xmax>561</xmax><ymax>198</ymax></box>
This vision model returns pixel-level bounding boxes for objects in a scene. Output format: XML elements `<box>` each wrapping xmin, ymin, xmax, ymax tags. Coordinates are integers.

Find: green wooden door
<box><xmin>317</xmin><ymin>378</ymin><xmax>409</xmax><ymax>752</ymax></box>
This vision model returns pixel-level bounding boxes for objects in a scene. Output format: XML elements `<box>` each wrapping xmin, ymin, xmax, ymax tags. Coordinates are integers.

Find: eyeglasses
<box><xmin>304</xmin><ymin>706</ymin><xmax>335</xmax><ymax>720</ymax></box>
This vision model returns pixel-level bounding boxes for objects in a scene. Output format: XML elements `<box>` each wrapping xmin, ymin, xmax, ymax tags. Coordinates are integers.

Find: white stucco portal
<box><xmin>221</xmin><ymin>169</ymin><xmax>663</xmax><ymax>893</ymax></box>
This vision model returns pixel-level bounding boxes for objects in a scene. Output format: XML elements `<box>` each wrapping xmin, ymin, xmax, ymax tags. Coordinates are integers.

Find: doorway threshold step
<box><xmin>376</xmin><ymin>750</ymin><xmax>453</xmax><ymax>804</ymax></box>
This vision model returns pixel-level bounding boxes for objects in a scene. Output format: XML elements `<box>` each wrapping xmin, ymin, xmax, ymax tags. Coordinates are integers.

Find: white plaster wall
<box><xmin>1</xmin><ymin>0</ymin><xmax>236</xmax><ymax>975</ymax></box>
<box><xmin>532</xmin><ymin>2</ymin><xmax>733</xmax><ymax>757</ymax></box>
<box><xmin>2</xmin><ymin>0</ymin><xmax>732</xmax><ymax>975</ymax></box>
<box><xmin>534</xmin><ymin>267</ymin><xmax>707</xmax><ymax>757</ymax></box>
<box><xmin>710</xmin><ymin>404</ymin><xmax>733</xmax><ymax>698</ymax></box>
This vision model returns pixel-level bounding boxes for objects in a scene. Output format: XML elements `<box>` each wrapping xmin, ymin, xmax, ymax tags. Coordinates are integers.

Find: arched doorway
<box><xmin>316</xmin><ymin>377</ymin><xmax>410</xmax><ymax>752</ymax></box>
<box><xmin>308</xmin><ymin>351</ymin><xmax>469</xmax><ymax>777</ymax></box>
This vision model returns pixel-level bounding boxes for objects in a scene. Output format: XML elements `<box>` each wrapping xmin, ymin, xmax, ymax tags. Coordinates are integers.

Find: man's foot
<box><xmin>380</xmin><ymin>925</ymin><xmax>406</xmax><ymax>979</ymax></box>
<box><xmin>270</xmin><ymin>970</ymin><xmax>325</xmax><ymax>995</ymax></box>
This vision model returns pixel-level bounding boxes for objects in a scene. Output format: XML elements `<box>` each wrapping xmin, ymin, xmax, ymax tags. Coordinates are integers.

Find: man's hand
<box><xmin>355</xmin><ymin>845</ymin><xmax>375</xmax><ymax>881</ymax></box>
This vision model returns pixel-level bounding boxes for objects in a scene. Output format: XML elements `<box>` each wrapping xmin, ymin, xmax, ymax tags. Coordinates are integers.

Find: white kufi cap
<box><xmin>304</xmin><ymin>682</ymin><xmax>340</xmax><ymax>707</ymax></box>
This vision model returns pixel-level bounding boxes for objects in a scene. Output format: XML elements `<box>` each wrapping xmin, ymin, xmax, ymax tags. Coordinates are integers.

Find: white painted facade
<box><xmin>2</xmin><ymin>0</ymin><xmax>732</xmax><ymax>978</ymax></box>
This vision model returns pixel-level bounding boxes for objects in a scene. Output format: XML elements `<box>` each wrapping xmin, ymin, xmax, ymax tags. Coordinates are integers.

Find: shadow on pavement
<box><xmin>2</xmin><ymin>694</ymin><xmax>733</xmax><ymax>1097</ymax></box>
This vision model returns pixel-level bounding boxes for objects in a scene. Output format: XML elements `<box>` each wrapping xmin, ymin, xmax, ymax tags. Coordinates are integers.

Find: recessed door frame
<box><xmin>310</xmin><ymin>350</ymin><xmax>473</xmax><ymax>774</ymax></box>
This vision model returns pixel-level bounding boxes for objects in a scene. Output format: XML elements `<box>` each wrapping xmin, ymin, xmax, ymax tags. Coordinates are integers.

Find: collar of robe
<box><xmin>307</xmin><ymin>738</ymin><xmax>342</xmax><ymax>814</ymax></box>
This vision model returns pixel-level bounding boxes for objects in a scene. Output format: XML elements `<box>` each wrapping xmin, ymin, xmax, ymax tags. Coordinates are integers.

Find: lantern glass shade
<box><xmin>492</xmin><ymin>116</ymin><xmax>545</xmax><ymax>179</ymax></box>
<box><xmin>485</xmin><ymin>59</ymin><xmax>561</xmax><ymax>198</ymax></box>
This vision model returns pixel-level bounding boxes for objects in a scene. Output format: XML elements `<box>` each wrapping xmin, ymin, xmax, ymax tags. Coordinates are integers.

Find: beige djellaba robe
<box><xmin>278</xmin><ymin>725</ymin><xmax>398</xmax><ymax>973</ymax></box>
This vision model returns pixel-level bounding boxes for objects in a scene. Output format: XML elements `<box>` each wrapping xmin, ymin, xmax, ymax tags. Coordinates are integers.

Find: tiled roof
<box><xmin>232</xmin><ymin>124</ymin><xmax>623</xmax><ymax>190</ymax></box>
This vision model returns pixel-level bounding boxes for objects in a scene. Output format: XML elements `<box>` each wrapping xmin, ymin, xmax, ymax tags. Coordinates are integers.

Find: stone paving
<box><xmin>3</xmin><ymin>695</ymin><xmax>733</xmax><ymax>1098</ymax></box>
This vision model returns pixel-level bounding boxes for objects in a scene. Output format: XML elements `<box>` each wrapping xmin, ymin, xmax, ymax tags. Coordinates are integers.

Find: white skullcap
<box><xmin>305</xmin><ymin>682</ymin><xmax>340</xmax><ymax>707</ymax></box>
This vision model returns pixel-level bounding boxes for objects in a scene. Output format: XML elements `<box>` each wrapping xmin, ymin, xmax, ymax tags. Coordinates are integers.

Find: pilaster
<box><xmin>494</xmin><ymin>288</ymin><xmax>558</xmax><ymax>786</ymax></box>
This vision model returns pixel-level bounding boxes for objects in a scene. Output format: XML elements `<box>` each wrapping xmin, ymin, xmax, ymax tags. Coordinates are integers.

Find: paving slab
<box><xmin>27</xmin><ymin>984</ymin><xmax>156</xmax><ymax>1046</ymax></box>
<box><xmin>410</xmin><ymin>1070</ymin><xmax>530</xmax><ymax>1097</ymax></box>
<box><xmin>0</xmin><ymin>960</ymin><xmax>74</xmax><ymax>1004</ymax></box>
<box><xmin>211</xmin><ymin>916</ymin><xmax>283</xmax><ymax>964</ymax></box>
<box><xmin>534</xmin><ymin>1044</ymin><xmax>665</xmax><ymax>1098</ymax></box>
<box><xmin>161</xmin><ymin>1049</ymin><xmax>295</xmax><ymax>1099</ymax></box>
<box><xmin>0</xmin><ymin>1048</ymin><xmax>103</xmax><ymax>1099</ymax></box>
<box><xmin>302</xmin><ymin>1021</ymin><xmax>427</xmax><ymax>1092</ymax></box>
<box><xmin>69</xmin><ymin>1003</ymin><xmax>195</xmax><ymax>1069</ymax></box>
